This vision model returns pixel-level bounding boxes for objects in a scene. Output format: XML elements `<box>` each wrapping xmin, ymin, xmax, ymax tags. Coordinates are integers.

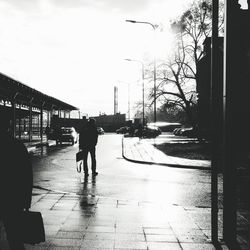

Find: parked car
<box><xmin>144</xmin><ymin>125</ymin><xmax>161</xmax><ymax>138</ymax></box>
<box><xmin>181</xmin><ymin>127</ymin><xmax>196</xmax><ymax>137</ymax></box>
<box><xmin>97</xmin><ymin>127</ymin><xmax>105</xmax><ymax>135</ymax></box>
<box><xmin>148</xmin><ymin>122</ymin><xmax>182</xmax><ymax>132</ymax></box>
<box><xmin>173</xmin><ymin>128</ymin><xmax>183</xmax><ymax>135</ymax></box>
<box><xmin>134</xmin><ymin>125</ymin><xmax>161</xmax><ymax>138</ymax></box>
<box><xmin>173</xmin><ymin>127</ymin><xmax>196</xmax><ymax>138</ymax></box>
<box><xmin>116</xmin><ymin>126</ymin><xmax>129</xmax><ymax>134</ymax></box>
<box><xmin>57</xmin><ymin>127</ymin><xmax>78</xmax><ymax>145</ymax></box>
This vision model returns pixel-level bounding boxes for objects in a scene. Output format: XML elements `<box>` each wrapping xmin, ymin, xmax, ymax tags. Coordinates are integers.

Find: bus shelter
<box><xmin>0</xmin><ymin>72</ymin><xmax>78</xmax><ymax>142</ymax></box>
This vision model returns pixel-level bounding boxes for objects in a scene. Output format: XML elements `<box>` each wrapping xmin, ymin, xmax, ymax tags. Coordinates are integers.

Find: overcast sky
<box><xmin>0</xmin><ymin>0</ymin><xmax>192</xmax><ymax>117</ymax></box>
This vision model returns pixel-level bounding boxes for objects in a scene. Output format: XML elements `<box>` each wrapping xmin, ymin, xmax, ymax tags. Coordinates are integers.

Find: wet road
<box><xmin>31</xmin><ymin>133</ymin><xmax>222</xmax><ymax>208</ymax></box>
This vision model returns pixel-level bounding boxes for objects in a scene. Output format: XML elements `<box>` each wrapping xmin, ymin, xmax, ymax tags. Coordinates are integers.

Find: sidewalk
<box><xmin>122</xmin><ymin>136</ymin><xmax>211</xmax><ymax>170</ymax></box>
<box><xmin>0</xmin><ymin>187</ymin><xmax>226</xmax><ymax>250</ymax></box>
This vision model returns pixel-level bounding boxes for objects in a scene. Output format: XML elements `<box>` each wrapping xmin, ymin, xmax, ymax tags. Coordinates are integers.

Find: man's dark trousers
<box><xmin>83</xmin><ymin>146</ymin><xmax>96</xmax><ymax>174</ymax></box>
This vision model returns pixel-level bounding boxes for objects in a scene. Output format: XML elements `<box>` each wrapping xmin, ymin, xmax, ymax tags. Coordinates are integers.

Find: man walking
<box><xmin>79</xmin><ymin>118</ymin><xmax>98</xmax><ymax>177</ymax></box>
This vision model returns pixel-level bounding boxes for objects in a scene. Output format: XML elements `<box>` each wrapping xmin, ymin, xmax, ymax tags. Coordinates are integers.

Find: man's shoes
<box><xmin>92</xmin><ymin>172</ymin><xmax>98</xmax><ymax>176</ymax></box>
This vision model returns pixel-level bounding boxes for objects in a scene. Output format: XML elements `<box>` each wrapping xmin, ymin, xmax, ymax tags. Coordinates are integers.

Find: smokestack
<box><xmin>114</xmin><ymin>86</ymin><xmax>118</xmax><ymax>114</ymax></box>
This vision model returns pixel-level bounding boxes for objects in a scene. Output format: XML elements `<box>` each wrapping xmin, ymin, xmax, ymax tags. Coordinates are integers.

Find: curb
<box><xmin>122</xmin><ymin>136</ymin><xmax>211</xmax><ymax>171</ymax></box>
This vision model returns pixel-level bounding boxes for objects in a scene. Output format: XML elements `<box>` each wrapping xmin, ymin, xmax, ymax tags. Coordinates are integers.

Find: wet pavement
<box><xmin>0</xmin><ymin>133</ymin><xmax>229</xmax><ymax>249</ymax></box>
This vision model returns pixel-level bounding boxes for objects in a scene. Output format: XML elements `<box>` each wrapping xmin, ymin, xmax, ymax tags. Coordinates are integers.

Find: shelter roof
<box><xmin>0</xmin><ymin>72</ymin><xmax>78</xmax><ymax>111</ymax></box>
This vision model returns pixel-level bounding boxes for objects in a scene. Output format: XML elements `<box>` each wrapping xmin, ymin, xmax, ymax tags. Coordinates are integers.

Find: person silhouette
<box><xmin>79</xmin><ymin>118</ymin><xmax>98</xmax><ymax>177</ymax></box>
<box><xmin>0</xmin><ymin>112</ymin><xmax>33</xmax><ymax>249</ymax></box>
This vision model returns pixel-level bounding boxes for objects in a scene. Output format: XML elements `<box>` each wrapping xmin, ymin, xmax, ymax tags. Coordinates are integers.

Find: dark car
<box><xmin>143</xmin><ymin>125</ymin><xmax>161</xmax><ymax>138</ymax></box>
<box><xmin>97</xmin><ymin>127</ymin><xmax>105</xmax><ymax>135</ymax></box>
<box><xmin>148</xmin><ymin>122</ymin><xmax>182</xmax><ymax>132</ymax></box>
<box><xmin>173</xmin><ymin>127</ymin><xmax>197</xmax><ymax>138</ymax></box>
<box><xmin>173</xmin><ymin>127</ymin><xmax>183</xmax><ymax>135</ymax></box>
<box><xmin>181</xmin><ymin>127</ymin><xmax>197</xmax><ymax>138</ymax></box>
<box><xmin>135</xmin><ymin>125</ymin><xmax>161</xmax><ymax>138</ymax></box>
<box><xmin>116</xmin><ymin>126</ymin><xmax>129</xmax><ymax>134</ymax></box>
<box><xmin>57</xmin><ymin>127</ymin><xmax>78</xmax><ymax>145</ymax></box>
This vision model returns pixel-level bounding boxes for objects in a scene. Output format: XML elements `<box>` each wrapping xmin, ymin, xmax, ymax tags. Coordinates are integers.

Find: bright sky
<box><xmin>0</xmin><ymin>0</ymin><xmax>191</xmax><ymax>117</ymax></box>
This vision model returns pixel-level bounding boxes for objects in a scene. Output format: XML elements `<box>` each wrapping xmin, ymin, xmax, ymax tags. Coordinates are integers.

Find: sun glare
<box><xmin>0</xmin><ymin>0</ymin><xmax>191</xmax><ymax>116</ymax></box>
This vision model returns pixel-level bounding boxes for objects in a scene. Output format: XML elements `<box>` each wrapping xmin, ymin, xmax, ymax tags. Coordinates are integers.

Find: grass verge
<box><xmin>154</xmin><ymin>142</ymin><xmax>211</xmax><ymax>160</ymax></box>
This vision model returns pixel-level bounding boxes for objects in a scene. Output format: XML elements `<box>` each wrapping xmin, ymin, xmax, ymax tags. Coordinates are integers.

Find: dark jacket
<box><xmin>0</xmin><ymin>134</ymin><xmax>33</xmax><ymax>213</ymax></box>
<box><xmin>79</xmin><ymin>124</ymin><xmax>98</xmax><ymax>149</ymax></box>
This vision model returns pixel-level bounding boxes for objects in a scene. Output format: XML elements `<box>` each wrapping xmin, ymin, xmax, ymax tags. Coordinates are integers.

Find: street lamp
<box><xmin>126</xmin><ymin>19</ymin><xmax>157</xmax><ymax>123</ymax></box>
<box><xmin>125</xmin><ymin>58</ymin><xmax>145</xmax><ymax>126</ymax></box>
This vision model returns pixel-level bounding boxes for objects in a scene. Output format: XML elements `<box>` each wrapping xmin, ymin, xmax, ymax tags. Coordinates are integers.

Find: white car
<box><xmin>58</xmin><ymin>127</ymin><xmax>78</xmax><ymax>145</ymax></box>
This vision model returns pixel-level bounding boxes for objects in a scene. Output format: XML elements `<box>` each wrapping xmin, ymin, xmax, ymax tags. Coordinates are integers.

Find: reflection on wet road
<box><xmin>79</xmin><ymin>176</ymin><xmax>98</xmax><ymax>217</ymax></box>
<box><xmin>30</xmin><ymin>134</ymin><xmax>218</xmax><ymax>208</ymax></box>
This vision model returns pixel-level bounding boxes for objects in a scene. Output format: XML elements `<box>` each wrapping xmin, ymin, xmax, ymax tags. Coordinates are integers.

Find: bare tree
<box><xmin>155</xmin><ymin>38</ymin><xmax>197</xmax><ymax>126</ymax></box>
<box><xmin>146</xmin><ymin>0</ymin><xmax>224</xmax><ymax>126</ymax></box>
<box><xmin>171</xmin><ymin>0</ymin><xmax>223</xmax><ymax>76</ymax></box>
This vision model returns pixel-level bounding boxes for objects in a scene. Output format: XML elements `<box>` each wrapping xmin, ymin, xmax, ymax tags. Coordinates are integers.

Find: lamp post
<box><xmin>125</xmin><ymin>58</ymin><xmax>145</xmax><ymax>126</ymax></box>
<box><xmin>126</xmin><ymin>19</ymin><xmax>157</xmax><ymax>123</ymax></box>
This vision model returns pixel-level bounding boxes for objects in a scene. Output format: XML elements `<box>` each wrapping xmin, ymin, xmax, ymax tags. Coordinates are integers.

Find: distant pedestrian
<box><xmin>79</xmin><ymin>118</ymin><xmax>98</xmax><ymax>177</ymax></box>
<box><xmin>0</xmin><ymin>112</ymin><xmax>33</xmax><ymax>250</ymax></box>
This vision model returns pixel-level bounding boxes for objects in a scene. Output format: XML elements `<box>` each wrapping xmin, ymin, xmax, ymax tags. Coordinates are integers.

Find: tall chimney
<box><xmin>114</xmin><ymin>86</ymin><xmax>118</xmax><ymax>114</ymax></box>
